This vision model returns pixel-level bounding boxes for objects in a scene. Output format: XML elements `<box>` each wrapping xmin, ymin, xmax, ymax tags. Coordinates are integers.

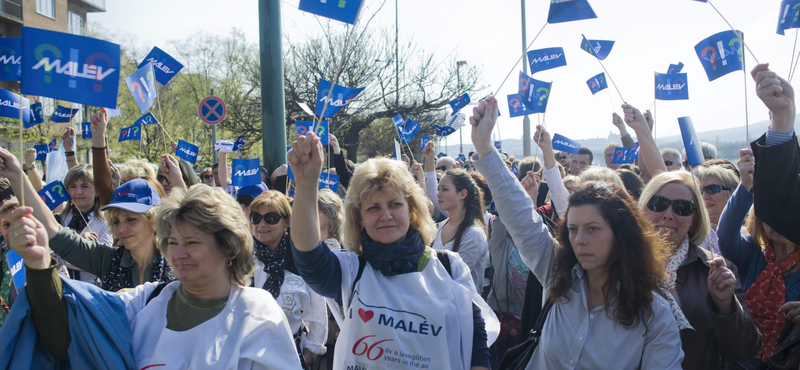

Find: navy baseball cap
<box><xmin>101</xmin><ymin>178</ymin><xmax>161</xmax><ymax>213</ymax></box>
<box><xmin>236</xmin><ymin>182</ymin><xmax>268</xmax><ymax>200</ymax></box>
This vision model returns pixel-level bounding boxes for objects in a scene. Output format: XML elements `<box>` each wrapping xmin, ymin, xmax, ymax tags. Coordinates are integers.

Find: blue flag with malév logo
<box><xmin>6</xmin><ymin>250</ymin><xmax>25</xmax><ymax>292</ymax></box>
<box><xmin>694</xmin><ymin>30</ymin><xmax>744</xmax><ymax>82</ymax></box>
<box><xmin>0</xmin><ymin>38</ymin><xmax>21</xmax><ymax>81</ymax></box>
<box><xmin>580</xmin><ymin>35</ymin><xmax>614</xmax><ymax>60</ymax></box>
<box><xmin>49</xmin><ymin>105</ymin><xmax>79</xmax><ymax>123</ymax></box>
<box><xmin>667</xmin><ymin>62</ymin><xmax>684</xmax><ymax>74</ymax></box>
<box><xmin>21</xmin><ymin>26</ymin><xmax>120</xmax><ymax>108</ymax></box>
<box><xmin>125</xmin><ymin>62</ymin><xmax>157</xmax><ymax>114</ymax></box>
<box><xmin>398</xmin><ymin>118</ymin><xmax>420</xmax><ymax>144</ymax></box>
<box><xmin>548</xmin><ymin>0</ymin><xmax>597</xmax><ymax>24</ymax></box>
<box><xmin>655</xmin><ymin>72</ymin><xmax>689</xmax><ymax>100</ymax></box>
<box><xmin>552</xmin><ymin>133</ymin><xmax>581</xmax><ymax>154</ymax></box>
<box><xmin>118</xmin><ymin>122</ymin><xmax>141</xmax><ymax>142</ymax></box>
<box><xmin>678</xmin><ymin>117</ymin><xmax>704</xmax><ymax>166</ymax></box>
<box><xmin>319</xmin><ymin>173</ymin><xmax>340</xmax><ymax>192</ymax></box>
<box><xmin>28</xmin><ymin>102</ymin><xmax>44</xmax><ymax>127</ymax></box>
<box><xmin>449</xmin><ymin>93</ymin><xmax>471</xmax><ymax>114</ymax></box>
<box><xmin>777</xmin><ymin>0</ymin><xmax>800</xmax><ymax>35</ymax></box>
<box><xmin>231</xmin><ymin>158</ymin><xmax>261</xmax><ymax>187</ymax></box>
<box><xmin>315</xmin><ymin>79</ymin><xmax>364</xmax><ymax>118</ymax></box>
<box><xmin>420</xmin><ymin>136</ymin><xmax>430</xmax><ymax>151</ymax></box>
<box><xmin>38</xmin><ymin>180</ymin><xmax>70</xmax><ymax>211</ymax></box>
<box><xmin>295</xmin><ymin>121</ymin><xmax>329</xmax><ymax>145</ymax></box>
<box><xmin>135</xmin><ymin>112</ymin><xmax>158</xmax><ymax>125</ymax></box>
<box><xmin>298</xmin><ymin>0</ymin><xmax>364</xmax><ymax>24</ymax></box>
<box><xmin>175</xmin><ymin>140</ymin><xmax>199</xmax><ymax>164</ymax></box>
<box><xmin>34</xmin><ymin>144</ymin><xmax>48</xmax><ymax>161</ymax></box>
<box><xmin>518</xmin><ymin>72</ymin><xmax>552</xmax><ymax>113</ymax></box>
<box><xmin>0</xmin><ymin>88</ymin><xmax>28</xmax><ymax>121</ymax></box>
<box><xmin>586</xmin><ymin>72</ymin><xmax>607</xmax><ymax>95</ymax></box>
<box><xmin>527</xmin><ymin>47</ymin><xmax>567</xmax><ymax>74</ymax></box>
<box><xmin>506</xmin><ymin>93</ymin><xmax>531</xmax><ymax>118</ymax></box>
<box><xmin>138</xmin><ymin>46</ymin><xmax>183</xmax><ymax>85</ymax></box>
<box><xmin>81</xmin><ymin>121</ymin><xmax>92</xmax><ymax>139</ymax></box>
<box><xmin>612</xmin><ymin>143</ymin><xmax>639</xmax><ymax>164</ymax></box>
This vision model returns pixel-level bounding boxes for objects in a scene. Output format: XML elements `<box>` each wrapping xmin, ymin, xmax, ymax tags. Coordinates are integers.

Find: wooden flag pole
<box><xmin>18</xmin><ymin>95</ymin><xmax>24</xmax><ymax>206</ymax></box>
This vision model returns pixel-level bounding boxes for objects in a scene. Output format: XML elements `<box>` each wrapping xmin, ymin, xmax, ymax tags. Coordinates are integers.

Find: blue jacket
<box><xmin>0</xmin><ymin>277</ymin><xmax>136</xmax><ymax>370</ymax></box>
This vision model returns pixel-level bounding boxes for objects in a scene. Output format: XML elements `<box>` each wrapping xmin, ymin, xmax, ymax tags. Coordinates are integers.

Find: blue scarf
<box><xmin>361</xmin><ymin>229</ymin><xmax>425</xmax><ymax>276</ymax></box>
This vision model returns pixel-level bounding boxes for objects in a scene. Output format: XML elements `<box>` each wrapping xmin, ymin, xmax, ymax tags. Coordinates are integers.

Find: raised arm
<box><xmin>90</xmin><ymin>110</ymin><xmax>114</xmax><ymax>206</ymax></box>
<box><xmin>716</xmin><ymin>149</ymin><xmax>756</xmax><ymax>267</ymax></box>
<box><xmin>535</xmin><ymin>125</ymin><xmax>568</xmax><ymax>217</ymax></box>
<box><xmin>422</xmin><ymin>141</ymin><xmax>446</xmax><ymax>218</ymax></box>
<box><xmin>288</xmin><ymin>132</ymin><xmax>323</xmax><ymax>252</ymax></box>
<box><xmin>330</xmin><ymin>134</ymin><xmax>352</xmax><ymax>189</ymax></box>
<box><xmin>160</xmin><ymin>154</ymin><xmax>187</xmax><ymax>192</ymax></box>
<box><xmin>23</xmin><ymin>147</ymin><xmax>43</xmax><ymax>192</ymax></box>
<box><xmin>218</xmin><ymin>151</ymin><xmax>230</xmax><ymax>190</ymax></box>
<box><xmin>613</xmin><ymin>112</ymin><xmax>635</xmax><ymax>147</ymax></box>
<box><xmin>62</xmin><ymin>127</ymin><xmax>78</xmax><ymax>170</ymax></box>
<box><xmin>622</xmin><ymin>103</ymin><xmax>667</xmax><ymax>176</ymax></box>
<box><xmin>0</xmin><ymin>148</ymin><xmax>62</xmax><ymax>239</ymax></box>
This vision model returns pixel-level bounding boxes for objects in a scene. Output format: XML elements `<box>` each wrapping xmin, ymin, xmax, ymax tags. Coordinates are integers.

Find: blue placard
<box><xmin>81</xmin><ymin>121</ymin><xmax>92</xmax><ymax>139</ymax></box>
<box><xmin>552</xmin><ymin>133</ymin><xmax>581</xmax><ymax>154</ymax></box>
<box><xmin>398</xmin><ymin>118</ymin><xmax>420</xmax><ymax>144</ymax></box>
<box><xmin>118</xmin><ymin>122</ymin><xmax>141</xmax><ymax>142</ymax></box>
<box><xmin>135</xmin><ymin>112</ymin><xmax>158</xmax><ymax>125</ymax></box>
<box><xmin>233</xmin><ymin>135</ymin><xmax>245</xmax><ymax>151</ymax></box>
<box><xmin>527</xmin><ymin>47</ymin><xmax>567</xmax><ymax>74</ymax></box>
<box><xmin>34</xmin><ymin>144</ymin><xmax>48</xmax><ymax>161</ymax></box>
<box><xmin>21</xmin><ymin>26</ymin><xmax>120</xmax><ymax>108</ymax></box>
<box><xmin>506</xmin><ymin>93</ymin><xmax>531</xmax><ymax>118</ymax></box>
<box><xmin>433</xmin><ymin>112</ymin><xmax>465</xmax><ymax>137</ymax></box>
<box><xmin>655</xmin><ymin>72</ymin><xmax>689</xmax><ymax>101</ymax></box>
<box><xmin>667</xmin><ymin>62</ymin><xmax>684</xmax><ymax>74</ymax></box>
<box><xmin>694</xmin><ymin>30</ymin><xmax>744</xmax><ymax>82</ymax></box>
<box><xmin>175</xmin><ymin>140</ymin><xmax>199</xmax><ymax>164</ymax></box>
<box><xmin>518</xmin><ymin>72</ymin><xmax>552</xmax><ymax>113</ymax></box>
<box><xmin>678</xmin><ymin>117</ymin><xmax>705</xmax><ymax>166</ymax></box>
<box><xmin>315</xmin><ymin>79</ymin><xmax>364</xmax><ymax>118</ymax></box>
<box><xmin>494</xmin><ymin>141</ymin><xmax>502</xmax><ymax>150</ymax></box>
<box><xmin>295</xmin><ymin>121</ymin><xmax>329</xmax><ymax>145</ymax></box>
<box><xmin>28</xmin><ymin>102</ymin><xmax>44</xmax><ymax>127</ymax></box>
<box><xmin>138</xmin><ymin>46</ymin><xmax>183</xmax><ymax>85</ymax></box>
<box><xmin>0</xmin><ymin>38</ymin><xmax>21</xmax><ymax>81</ymax></box>
<box><xmin>231</xmin><ymin>158</ymin><xmax>260</xmax><ymax>187</ymax></box>
<box><xmin>580</xmin><ymin>35</ymin><xmax>615</xmax><ymax>60</ymax></box>
<box><xmin>777</xmin><ymin>0</ymin><xmax>800</xmax><ymax>35</ymax></box>
<box><xmin>420</xmin><ymin>136</ymin><xmax>430</xmax><ymax>151</ymax></box>
<box><xmin>298</xmin><ymin>0</ymin><xmax>363</xmax><ymax>24</ymax></box>
<box><xmin>38</xmin><ymin>180</ymin><xmax>70</xmax><ymax>211</ymax></box>
<box><xmin>586</xmin><ymin>72</ymin><xmax>608</xmax><ymax>95</ymax></box>
<box><xmin>125</xmin><ymin>62</ymin><xmax>157</xmax><ymax>114</ymax></box>
<box><xmin>49</xmin><ymin>105</ymin><xmax>79</xmax><ymax>123</ymax></box>
<box><xmin>449</xmin><ymin>93</ymin><xmax>471</xmax><ymax>114</ymax></box>
<box><xmin>548</xmin><ymin>0</ymin><xmax>597</xmax><ymax>24</ymax></box>
<box><xmin>612</xmin><ymin>143</ymin><xmax>639</xmax><ymax>164</ymax></box>
<box><xmin>6</xmin><ymin>250</ymin><xmax>25</xmax><ymax>292</ymax></box>
<box><xmin>319</xmin><ymin>173</ymin><xmax>340</xmax><ymax>192</ymax></box>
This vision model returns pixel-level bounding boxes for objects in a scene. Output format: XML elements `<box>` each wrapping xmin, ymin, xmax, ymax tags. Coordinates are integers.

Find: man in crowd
<box><xmin>569</xmin><ymin>147</ymin><xmax>593</xmax><ymax>175</ymax></box>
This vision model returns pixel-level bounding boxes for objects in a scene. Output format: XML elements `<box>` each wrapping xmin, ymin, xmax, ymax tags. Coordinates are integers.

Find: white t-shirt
<box><xmin>432</xmin><ymin>222</ymin><xmax>489</xmax><ymax>292</ymax></box>
<box><xmin>60</xmin><ymin>210</ymin><xmax>112</xmax><ymax>285</ymax></box>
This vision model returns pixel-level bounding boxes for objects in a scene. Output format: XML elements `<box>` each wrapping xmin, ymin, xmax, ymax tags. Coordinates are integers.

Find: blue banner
<box><xmin>612</xmin><ymin>143</ymin><xmax>639</xmax><ymax>164</ymax></box>
<box><xmin>586</xmin><ymin>72</ymin><xmax>608</xmax><ymax>95</ymax></box>
<box><xmin>298</xmin><ymin>0</ymin><xmax>363</xmax><ymax>24</ymax></box>
<box><xmin>231</xmin><ymin>158</ymin><xmax>261</xmax><ymax>187</ymax></box>
<box><xmin>655</xmin><ymin>72</ymin><xmax>689</xmax><ymax>100</ymax></box>
<box><xmin>777</xmin><ymin>0</ymin><xmax>800</xmax><ymax>35</ymax></box>
<box><xmin>319</xmin><ymin>173</ymin><xmax>340</xmax><ymax>192</ymax></box>
<box><xmin>135</xmin><ymin>112</ymin><xmax>158</xmax><ymax>125</ymax></box>
<box><xmin>175</xmin><ymin>140</ymin><xmax>199</xmax><ymax>164</ymax></box>
<box><xmin>552</xmin><ymin>133</ymin><xmax>581</xmax><ymax>154</ymax></box>
<box><xmin>6</xmin><ymin>250</ymin><xmax>24</xmax><ymax>291</ymax></box>
<box><xmin>81</xmin><ymin>121</ymin><xmax>92</xmax><ymax>139</ymax></box>
<box><xmin>580</xmin><ymin>35</ymin><xmax>615</xmax><ymax>60</ymax></box>
<box><xmin>548</xmin><ymin>0</ymin><xmax>597</xmax><ymax>24</ymax></box>
<box><xmin>449</xmin><ymin>93</ymin><xmax>471</xmax><ymax>114</ymax></box>
<box><xmin>28</xmin><ymin>102</ymin><xmax>44</xmax><ymax>127</ymax></box>
<box><xmin>118</xmin><ymin>122</ymin><xmax>141</xmax><ymax>142</ymax></box>
<box><xmin>125</xmin><ymin>62</ymin><xmax>157</xmax><ymax>114</ymax></box>
<box><xmin>506</xmin><ymin>93</ymin><xmax>531</xmax><ymax>118</ymax></box>
<box><xmin>295</xmin><ymin>121</ymin><xmax>329</xmax><ymax>145</ymax></box>
<box><xmin>49</xmin><ymin>105</ymin><xmax>79</xmax><ymax>123</ymax></box>
<box><xmin>678</xmin><ymin>117</ymin><xmax>704</xmax><ymax>166</ymax></box>
<box><xmin>21</xmin><ymin>27</ymin><xmax>120</xmax><ymax>108</ymax></box>
<box><xmin>527</xmin><ymin>47</ymin><xmax>567</xmax><ymax>74</ymax></box>
<box><xmin>233</xmin><ymin>135</ymin><xmax>245</xmax><ymax>151</ymax></box>
<box><xmin>420</xmin><ymin>136</ymin><xmax>430</xmax><ymax>151</ymax></box>
<box><xmin>315</xmin><ymin>79</ymin><xmax>364</xmax><ymax>118</ymax></box>
<box><xmin>694</xmin><ymin>30</ymin><xmax>744</xmax><ymax>82</ymax></box>
<box><xmin>667</xmin><ymin>62</ymin><xmax>684</xmax><ymax>74</ymax></box>
<box><xmin>0</xmin><ymin>38</ymin><xmax>21</xmax><ymax>81</ymax></box>
<box><xmin>38</xmin><ymin>180</ymin><xmax>70</xmax><ymax>211</ymax></box>
<box><xmin>437</xmin><ymin>152</ymin><xmax>447</xmax><ymax>158</ymax></box>
<box><xmin>398</xmin><ymin>118</ymin><xmax>420</xmax><ymax>144</ymax></box>
<box><xmin>518</xmin><ymin>72</ymin><xmax>552</xmax><ymax>113</ymax></box>
<box><xmin>138</xmin><ymin>46</ymin><xmax>183</xmax><ymax>85</ymax></box>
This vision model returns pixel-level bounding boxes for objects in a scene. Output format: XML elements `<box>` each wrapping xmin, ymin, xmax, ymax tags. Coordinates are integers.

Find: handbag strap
<box><xmin>528</xmin><ymin>296</ymin><xmax>555</xmax><ymax>339</ymax></box>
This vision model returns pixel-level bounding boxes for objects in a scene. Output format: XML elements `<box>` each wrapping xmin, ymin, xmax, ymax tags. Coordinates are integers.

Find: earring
<box><xmin>226</xmin><ymin>260</ymin><xmax>233</xmax><ymax>267</ymax></box>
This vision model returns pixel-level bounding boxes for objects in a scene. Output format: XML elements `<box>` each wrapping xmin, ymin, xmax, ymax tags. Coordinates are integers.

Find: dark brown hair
<box><xmin>443</xmin><ymin>169</ymin><xmax>487</xmax><ymax>252</ymax></box>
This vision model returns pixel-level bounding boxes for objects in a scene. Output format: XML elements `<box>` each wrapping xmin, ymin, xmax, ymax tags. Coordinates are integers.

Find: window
<box><xmin>68</xmin><ymin>12</ymin><xmax>83</xmax><ymax>35</ymax></box>
<box><xmin>36</xmin><ymin>0</ymin><xmax>55</xmax><ymax>19</ymax></box>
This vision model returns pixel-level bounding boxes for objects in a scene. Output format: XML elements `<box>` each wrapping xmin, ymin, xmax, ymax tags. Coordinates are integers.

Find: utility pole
<box><xmin>395</xmin><ymin>0</ymin><xmax>399</xmax><ymax>107</ymax></box>
<box><xmin>457</xmin><ymin>60</ymin><xmax>466</xmax><ymax>155</ymax></box>
<box><xmin>521</xmin><ymin>0</ymin><xmax>531</xmax><ymax>157</ymax></box>
<box><xmin>258</xmin><ymin>0</ymin><xmax>287</xmax><ymax>172</ymax></box>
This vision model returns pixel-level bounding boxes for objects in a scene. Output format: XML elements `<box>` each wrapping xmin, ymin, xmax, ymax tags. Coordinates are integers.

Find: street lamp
<box><xmin>456</xmin><ymin>60</ymin><xmax>467</xmax><ymax>155</ymax></box>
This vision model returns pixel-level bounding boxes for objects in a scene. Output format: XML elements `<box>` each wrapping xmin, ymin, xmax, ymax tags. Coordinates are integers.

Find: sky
<box><xmin>89</xmin><ymin>0</ymin><xmax>796</xmax><ymax>144</ymax></box>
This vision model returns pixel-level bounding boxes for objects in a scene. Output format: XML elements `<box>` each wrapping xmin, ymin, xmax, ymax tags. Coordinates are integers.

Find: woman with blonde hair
<box><xmin>317</xmin><ymin>189</ymin><xmax>344</xmax><ymax>250</ymax></box>
<box><xmin>288</xmin><ymin>132</ymin><xmax>497</xmax><ymax>370</ymax></box>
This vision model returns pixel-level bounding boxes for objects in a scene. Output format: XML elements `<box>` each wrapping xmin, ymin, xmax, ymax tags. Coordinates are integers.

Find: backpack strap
<box><xmin>350</xmin><ymin>249</ymin><xmax>452</xmax><ymax>302</ymax></box>
<box><xmin>145</xmin><ymin>282</ymin><xmax>169</xmax><ymax>305</ymax></box>
<box><xmin>351</xmin><ymin>256</ymin><xmax>367</xmax><ymax>295</ymax></box>
<box><xmin>435</xmin><ymin>250</ymin><xmax>452</xmax><ymax>277</ymax></box>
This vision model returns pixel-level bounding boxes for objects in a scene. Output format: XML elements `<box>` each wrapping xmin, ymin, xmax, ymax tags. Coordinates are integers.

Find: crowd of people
<box><xmin>0</xmin><ymin>63</ymin><xmax>796</xmax><ymax>370</ymax></box>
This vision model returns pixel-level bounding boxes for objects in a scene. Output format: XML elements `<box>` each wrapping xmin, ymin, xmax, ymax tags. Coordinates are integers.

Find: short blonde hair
<box><xmin>318</xmin><ymin>189</ymin><xmax>343</xmax><ymax>241</ymax></box>
<box><xmin>154</xmin><ymin>185</ymin><xmax>254</xmax><ymax>286</ymax></box>
<box><xmin>343</xmin><ymin>158</ymin><xmax>436</xmax><ymax>254</ymax></box>
<box><xmin>250</xmin><ymin>191</ymin><xmax>292</xmax><ymax>221</ymax></box>
<box><xmin>104</xmin><ymin>206</ymin><xmax>158</xmax><ymax>243</ymax></box>
<box><xmin>579</xmin><ymin>167</ymin><xmax>626</xmax><ymax>191</ymax></box>
<box><xmin>693</xmin><ymin>165</ymin><xmax>739</xmax><ymax>193</ymax></box>
<box><xmin>638</xmin><ymin>171</ymin><xmax>710</xmax><ymax>246</ymax></box>
<box><xmin>120</xmin><ymin>158</ymin><xmax>157</xmax><ymax>183</ymax></box>
<box><xmin>0</xmin><ymin>197</ymin><xmax>19</xmax><ymax>218</ymax></box>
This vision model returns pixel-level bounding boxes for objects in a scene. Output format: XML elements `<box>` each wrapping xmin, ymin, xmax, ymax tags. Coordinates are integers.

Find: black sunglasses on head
<box><xmin>701</xmin><ymin>184</ymin><xmax>731</xmax><ymax>195</ymax></box>
<box><xmin>249</xmin><ymin>211</ymin><xmax>285</xmax><ymax>225</ymax></box>
<box><xmin>647</xmin><ymin>195</ymin><xmax>696</xmax><ymax>217</ymax></box>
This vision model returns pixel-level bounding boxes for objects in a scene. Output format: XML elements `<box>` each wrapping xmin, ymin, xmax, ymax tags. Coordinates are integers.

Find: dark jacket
<box><xmin>677</xmin><ymin>244</ymin><xmax>761</xmax><ymax>370</ymax></box>
<box><xmin>751</xmin><ymin>133</ymin><xmax>800</xmax><ymax>246</ymax></box>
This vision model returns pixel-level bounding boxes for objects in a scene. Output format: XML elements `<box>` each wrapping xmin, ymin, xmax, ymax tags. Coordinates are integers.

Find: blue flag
<box><xmin>580</xmin><ymin>35</ymin><xmax>615</xmax><ymax>60</ymax></box>
<box><xmin>667</xmin><ymin>62</ymin><xmax>684</xmax><ymax>74</ymax></box>
<box><xmin>81</xmin><ymin>121</ymin><xmax>92</xmax><ymax>139</ymax></box>
<box><xmin>612</xmin><ymin>143</ymin><xmax>639</xmax><ymax>164</ymax></box>
<box><xmin>437</xmin><ymin>152</ymin><xmax>447</xmax><ymax>158</ymax></box>
<box><xmin>518</xmin><ymin>72</ymin><xmax>552</xmax><ymax>113</ymax></box>
<box><xmin>552</xmin><ymin>133</ymin><xmax>581</xmax><ymax>154</ymax></box>
<box><xmin>315</xmin><ymin>79</ymin><xmax>365</xmax><ymax>118</ymax></box>
<box><xmin>420</xmin><ymin>136</ymin><xmax>430</xmax><ymax>151</ymax></box>
<box><xmin>6</xmin><ymin>250</ymin><xmax>24</xmax><ymax>291</ymax></box>
<box><xmin>21</xmin><ymin>27</ymin><xmax>120</xmax><ymax>108</ymax></box>
<box><xmin>433</xmin><ymin>112</ymin><xmax>466</xmax><ymax>137</ymax></box>
<box><xmin>295</xmin><ymin>121</ymin><xmax>329</xmax><ymax>145</ymax></box>
<box><xmin>233</xmin><ymin>135</ymin><xmax>245</xmax><ymax>151</ymax></box>
<box><xmin>49</xmin><ymin>105</ymin><xmax>79</xmax><ymax>123</ymax></box>
<box><xmin>586</xmin><ymin>72</ymin><xmax>608</xmax><ymax>95</ymax></box>
<box><xmin>298</xmin><ymin>0</ymin><xmax>363</xmax><ymax>24</ymax></box>
<box><xmin>48</xmin><ymin>138</ymin><xmax>57</xmax><ymax>152</ymax></box>
<box><xmin>135</xmin><ymin>112</ymin><xmax>158</xmax><ymax>125</ymax></box>
<box><xmin>175</xmin><ymin>140</ymin><xmax>199</xmax><ymax>164</ymax></box>
<box><xmin>34</xmin><ymin>144</ymin><xmax>48</xmax><ymax>161</ymax></box>
<box><xmin>392</xmin><ymin>114</ymin><xmax>404</xmax><ymax>128</ymax></box>
<box><xmin>494</xmin><ymin>141</ymin><xmax>502</xmax><ymax>150</ymax></box>
<box><xmin>777</xmin><ymin>0</ymin><xmax>800</xmax><ymax>35</ymax></box>
<box><xmin>231</xmin><ymin>158</ymin><xmax>261</xmax><ymax>187</ymax></box>
<box><xmin>125</xmin><ymin>62</ymin><xmax>157</xmax><ymax>114</ymax></box>
<box><xmin>506</xmin><ymin>93</ymin><xmax>531</xmax><ymax>118</ymax></box>
<box><xmin>548</xmin><ymin>0</ymin><xmax>597</xmax><ymax>24</ymax></box>
<box><xmin>457</xmin><ymin>154</ymin><xmax>466</xmax><ymax>162</ymax></box>
<box><xmin>655</xmin><ymin>72</ymin><xmax>689</xmax><ymax>100</ymax></box>
<box><xmin>38</xmin><ymin>180</ymin><xmax>70</xmax><ymax>211</ymax></box>
<box><xmin>678</xmin><ymin>117</ymin><xmax>704</xmax><ymax>166</ymax></box>
<box><xmin>0</xmin><ymin>88</ymin><xmax>28</xmax><ymax>121</ymax></box>
<box><xmin>138</xmin><ymin>46</ymin><xmax>183</xmax><ymax>85</ymax></box>
<box><xmin>0</xmin><ymin>38</ymin><xmax>21</xmax><ymax>81</ymax></box>
<box><xmin>118</xmin><ymin>122</ymin><xmax>141</xmax><ymax>142</ymax></box>
<box><xmin>694</xmin><ymin>30</ymin><xmax>744</xmax><ymax>82</ymax></box>
<box><xmin>449</xmin><ymin>93</ymin><xmax>471</xmax><ymax>114</ymax></box>
<box><xmin>319</xmin><ymin>173</ymin><xmax>340</xmax><ymax>192</ymax></box>
<box><xmin>527</xmin><ymin>47</ymin><xmax>567</xmax><ymax>74</ymax></box>
<box><xmin>28</xmin><ymin>102</ymin><xmax>44</xmax><ymax>127</ymax></box>
<box><xmin>398</xmin><ymin>118</ymin><xmax>420</xmax><ymax>144</ymax></box>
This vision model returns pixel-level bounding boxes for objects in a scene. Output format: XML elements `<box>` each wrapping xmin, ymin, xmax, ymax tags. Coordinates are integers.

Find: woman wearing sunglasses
<box><xmin>692</xmin><ymin>164</ymin><xmax>739</xmax><ymax>230</ymax></box>
<box><xmin>249</xmin><ymin>191</ymin><xmax>328</xmax><ymax>368</ymax></box>
<box><xmin>200</xmin><ymin>167</ymin><xmax>215</xmax><ymax>186</ymax></box>
<box><xmin>622</xmin><ymin>103</ymin><xmax>761</xmax><ymax>369</ymax></box>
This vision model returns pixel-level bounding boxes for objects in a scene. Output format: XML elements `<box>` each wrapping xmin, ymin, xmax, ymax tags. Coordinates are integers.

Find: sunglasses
<box><xmin>436</xmin><ymin>166</ymin><xmax>448</xmax><ymax>171</ymax></box>
<box><xmin>203</xmin><ymin>174</ymin><xmax>213</xmax><ymax>180</ymax></box>
<box><xmin>156</xmin><ymin>174</ymin><xmax>170</xmax><ymax>184</ymax></box>
<box><xmin>664</xmin><ymin>160</ymin><xmax>675</xmax><ymax>167</ymax></box>
<box><xmin>249</xmin><ymin>211</ymin><xmax>285</xmax><ymax>225</ymax></box>
<box><xmin>647</xmin><ymin>195</ymin><xmax>696</xmax><ymax>217</ymax></box>
<box><xmin>559</xmin><ymin>156</ymin><xmax>568</xmax><ymax>160</ymax></box>
<box><xmin>701</xmin><ymin>184</ymin><xmax>731</xmax><ymax>195</ymax></box>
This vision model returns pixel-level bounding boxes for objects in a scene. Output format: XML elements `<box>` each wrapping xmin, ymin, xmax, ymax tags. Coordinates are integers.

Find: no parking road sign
<box><xmin>198</xmin><ymin>95</ymin><xmax>226</xmax><ymax>125</ymax></box>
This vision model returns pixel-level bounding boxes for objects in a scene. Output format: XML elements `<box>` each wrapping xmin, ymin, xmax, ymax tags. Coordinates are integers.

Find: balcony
<box><xmin>0</xmin><ymin>0</ymin><xmax>22</xmax><ymax>23</ymax></box>
<box><xmin>71</xmin><ymin>0</ymin><xmax>105</xmax><ymax>12</ymax></box>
